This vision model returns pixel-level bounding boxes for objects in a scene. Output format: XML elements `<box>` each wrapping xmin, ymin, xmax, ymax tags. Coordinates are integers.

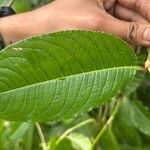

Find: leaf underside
<box><xmin>0</xmin><ymin>30</ymin><xmax>137</xmax><ymax>122</ymax></box>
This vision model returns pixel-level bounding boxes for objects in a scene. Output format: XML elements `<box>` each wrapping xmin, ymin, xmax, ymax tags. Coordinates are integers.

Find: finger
<box><xmin>103</xmin><ymin>0</ymin><xmax>116</xmax><ymax>10</ymax></box>
<box><xmin>118</xmin><ymin>0</ymin><xmax>150</xmax><ymax>21</ymax></box>
<box><xmin>115</xmin><ymin>4</ymin><xmax>149</xmax><ymax>24</ymax></box>
<box><xmin>97</xmin><ymin>14</ymin><xmax>150</xmax><ymax>46</ymax></box>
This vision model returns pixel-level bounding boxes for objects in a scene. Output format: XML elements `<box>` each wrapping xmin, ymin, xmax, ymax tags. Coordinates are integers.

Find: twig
<box><xmin>145</xmin><ymin>48</ymin><xmax>150</xmax><ymax>72</ymax></box>
<box><xmin>137</xmin><ymin>66</ymin><xmax>147</xmax><ymax>73</ymax></box>
<box><xmin>98</xmin><ymin>106</ymin><xmax>103</xmax><ymax>121</ymax></box>
<box><xmin>101</xmin><ymin>104</ymin><xmax>109</xmax><ymax>125</ymax></box>
<box><xmin>56</xmin><ymin>119</ymin><xmax>95</xmax><ymax>145</ymax></box>
<box><xmin>136</xmin><ymin>46</ymin><xmax>142</xmax><ymax>54</ymax></box>
<box><xmin>35</xmin><ymin>123</ymin><xmax>47</xmax><ymax>150</ymax></box>
<box><xmin>92</xmin><ymin>99</ymin><xmax>121</xmax><ymax>148</ymax></box>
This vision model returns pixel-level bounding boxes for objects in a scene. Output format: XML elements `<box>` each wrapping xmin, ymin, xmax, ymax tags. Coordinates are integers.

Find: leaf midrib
<box><xmin>0</xmin><ymin>66</ymin><xmax>137</xmax><ymax>95</ymax></box>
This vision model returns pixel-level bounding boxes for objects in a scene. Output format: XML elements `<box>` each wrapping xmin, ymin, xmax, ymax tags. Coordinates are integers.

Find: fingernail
<box><xmin>143</xmin><ymin>28</ymin><xmax>150</xmax><ymax>41</ymax></box>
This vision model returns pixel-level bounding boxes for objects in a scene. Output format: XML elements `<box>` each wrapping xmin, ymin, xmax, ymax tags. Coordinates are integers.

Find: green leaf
<box><xmin>48</xmin><ymin>137</ymin><xmax>72</xmax><ymax>150</ymax></box>
<box><xmin>0</xmin><ymin>0</ymin><xmax>31</xmax><ymax>12</ymax></box>
<box><xmin>0</xmin><ymin>120</ymin><xmax>4</xmax><ymax>134</ymax></box>
<box><xmin>67</xmin><ymin>132</ymin><xmax>92</xmax><ymax>150</ymax></box>
<box><xmin>100</xmin><ymin>128</ymin><xmax>120</xmax><ymax>150</ymax></box>
<box><xmin>12</xmin><ymin>0</ymin><xmax>31</xmax><ymax>13</ymax></box>
<box><xmin>29</xmin><ymin>0</ymin><xmax>53</xmax><ymax>8</ymax></box>
<box><xmin>130</xmin><ymin>100</ymin><xmax>150</xmax><ymax>136</ymax></box>
<box><xmin>112</xmin><ymin>98</ymin><xmax>142</xmax><ymax>146</ymax></box>
<box><xmin>0</xmin><ymin>30</ymin><xmax>137</xmax><ymax>122</ymax></box>
<box><xmin>0</xmin><ymin>0</ymin><xmax>11</xmax><ymax>6</ymax></box>
<box><xmin>121</xmin><ymin>145</ymin><xmax>144</xmax><ymax>150</ymax></box>
<box><xmin>0</xmin><ymin>122</ymin><xmax>33</xmax><ymax>150</ymax></box>
<box><xmin>137</xmin><ymin>74</ymin><xmax>150</xmax><ymax>107</ymax></box>
<box><xmin>123</xmin><ymin>71</ymin><xmax>145</xmax><ymax>96</ymax></box>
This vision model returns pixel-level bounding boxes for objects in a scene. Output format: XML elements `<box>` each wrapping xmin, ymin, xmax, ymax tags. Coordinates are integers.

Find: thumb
<box><xmin>98</xmin><ymin>14</ymin><xmax>150</xmax><ymax>46</ymax></box>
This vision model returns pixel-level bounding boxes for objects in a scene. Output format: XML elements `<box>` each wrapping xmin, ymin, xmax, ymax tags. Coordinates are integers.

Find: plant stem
<box><xmin>56</xmin><ymin>119</ymin><xmax>95</xmax><ymax>145</ymax></box>
<box><xmin>7</xmin><ymin>0</ymin><xmax>16</xmax><ymax>7</ymax></box>
<box><xmin>92</xmin><ymin>99</ymin><xmax>121</xmax><ymax>148</ymax></box>
<box><xmin>145</xmin><ymin>48</ymin><xmax>150</xmax><ymax>72</ymax></box>
<box><xmin>101</xmin><ymin>104</ymin><xmax>109</xmax><ymax>125</ymax></box>
<box><xmin>136</xmin><ymin>46</ymin><xmax>142</xmax><ymax>54</ymax></box>
<box><xmin>98</xmin><ymin>106</ymin><xmax>103</xmax><ymax>121</ymax></box>
<box><xmin>35</xmin><ymin>123</ymin><xmax>47</xmax><ymax>150</ymax></box>
<box><xmin>137</xmin><ymin>67</ymin><xmax>147</xmax><ymax>73</ymax></box>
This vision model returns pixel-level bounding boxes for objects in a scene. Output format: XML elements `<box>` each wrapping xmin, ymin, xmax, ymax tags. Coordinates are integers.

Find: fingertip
<box><xmin>126</xmin><ymin>23</ymin><xmax>150</xmax><ymax>46</ymax></box>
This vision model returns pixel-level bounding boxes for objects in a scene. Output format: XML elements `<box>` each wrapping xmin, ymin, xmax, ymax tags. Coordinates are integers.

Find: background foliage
<box><xmin>0</xmin><ymin>0</ymin><xmax>150</xmax><ymax>150</ymax></box>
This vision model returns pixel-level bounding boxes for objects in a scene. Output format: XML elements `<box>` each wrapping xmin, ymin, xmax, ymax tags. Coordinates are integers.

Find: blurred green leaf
<box><xmin>121</xmin><ymin>145</ymin><xmax>144</xmax><ymax>150</ymax></box>
<box><xmin>29</xmin><ymin>0</ymin><xmax>53</xmax><ymax>8</ymax></box>
<box><xmin>0</xmin><ymin>0</ymin><xmax>11</xmax><ymax>6</ymax></box>
<box><xmin>12</xmin><ymin>0</ymin><xmax>31</xmax><ymax>13</ymax></box>
<box><xmin>0</xmin><ymin>119</ymin><xmax>4</xmax><ymax>134</ymax></box>
<box><xmin>67</xmin><ymin>132</ymin><xmax>92</xmax><ymax>150</ymax></box>
<box><xmin>137</xmin><ymin>74</ymin><xmax>150</xmax><ymax>107</ymax></box>
<box><xmin>0</xmin><ymin>122</ymin><xmax>34</xmax><ymax>150</ymax></box>
<box><xmin>0</xmin><ymin>0</ymin><xmax>31</xmax><ymax>12</ymax></box>
<box><xmin>113</xmin><ymin>98</ymin><xmax>142</xmax><ymax>146</ymax></box>
<box><xmin>123</xmin><ymin>71</ymin><xmax>145</xmax><ymax>96</ymax></box>
<box><xmin>101</xmin><ymin>128</ymin><xmax>120</xmax><ymax>150</ymax></box>
<box><xmin>48</xmin><ymin>137</ymin><xmax>72</xmax><ymax>150</ymax></box>
<box><xmin>130</xmin><ymin>100</ymin><xmax>150</xmax><ymax>136</ymax></box>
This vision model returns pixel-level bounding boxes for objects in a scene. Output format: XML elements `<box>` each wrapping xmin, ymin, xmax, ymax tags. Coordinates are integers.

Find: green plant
<box><xmin>0</xmin><ymin>0</ymin><xmax>150</xmax><ymax>150</ymax></box>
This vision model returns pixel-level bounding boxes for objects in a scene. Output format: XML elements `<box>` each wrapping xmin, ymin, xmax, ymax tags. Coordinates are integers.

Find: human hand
<box><xmin>1</xmin><ymin>0</ymin><xmax>150</xmax><ymax>46</ymax></box>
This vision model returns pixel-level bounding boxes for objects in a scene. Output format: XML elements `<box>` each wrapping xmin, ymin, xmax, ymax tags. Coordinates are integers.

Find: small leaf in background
<box><xmin>112</xmin><ymin>98</ymin><xmax>142</xmax><ymax>146</ymax></box>
<box><xmin>12</xmin><ymin>0</ymin><xmax>31</xmax><ymax>13</ymax></box>
<box><xmin>130</xmin><ymin>100</ymin><xmax>150</xmax><ymax>136</ymax></box>
<box><xmin>48</xmin><ymin>137</ymin><xmax>72</xmax><ymax>150</ymax></box>
<box><xmin>29</xmin><ymin>0</ymin><xmax>53</xmax><ymax>8</ymax></box>
<box><xmin>0</xmin><ymin>0</ymin><xmax>10</xmax><ymax>6</ymax></box>
<box><xmin>0</xmin><ymin>0</ymin><xmax>31</xmax><ymax>12</ymax></box>
<box><xmin>100</xmin><ymin>128</ymin><xmax>120</xmax><ymax>150</ymax></box>
<box><xmin>0</xmin><ymin>122</ymin><xmax>34</xmax><ymax>150</ymax></box>
<box><xmin>123</xmin><ymin>71</ymin><xmax>145</xmax><ymax>96</ymax></box>
<box><xmin>121</xmin><ymin>145</ymin><xmax>144</xmax><ymax>150</ymax></box>
<box><xmin>0</xmin><ymin>120</ymin><xmax>4</xmax><ymax>134</ymax></box>
<box><xmin>67</xmin><ymin>132</ymin><xmax>92</xmax><ymax>150</ymax></box>
<box><xmin>137</xmin><ymin>74</ymin><xmax>150</xmax><ymax>107</ymax></box>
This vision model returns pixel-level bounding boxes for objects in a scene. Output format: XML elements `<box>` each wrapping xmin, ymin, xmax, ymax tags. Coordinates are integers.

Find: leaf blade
<box><xmin>0</xmin><ymin>30</ymin><xmax>137</xmax><ymax>122</ymax></box>
<box><xmin>130</xmin><ymin>100</ymin><xmax>150</xmax><ymax>136</ymax></box>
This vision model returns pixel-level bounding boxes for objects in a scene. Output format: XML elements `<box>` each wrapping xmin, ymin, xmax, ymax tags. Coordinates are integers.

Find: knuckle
<box><xmin>131</xmin><ymin>12</ymin><xmax>138</xmax><ymax>22</ymax></box>
<box><xmin>132</xmin><ymin>0</ymin><xmax>143</xmax><ymax>12</ymax></box>
<box><xmin>132</xmin><ymin>0</ymin><xmax>150</xmax><ymax>20</ymax></box>
<box><xmin>126</xmin><ymin>22</ymin><xmax>139</xmax><ymax>44</ymax></box>
<box><xmin>144</xmin><ymin>3</ymin><xmax>150</xmax><ymax>20</ymax></box>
